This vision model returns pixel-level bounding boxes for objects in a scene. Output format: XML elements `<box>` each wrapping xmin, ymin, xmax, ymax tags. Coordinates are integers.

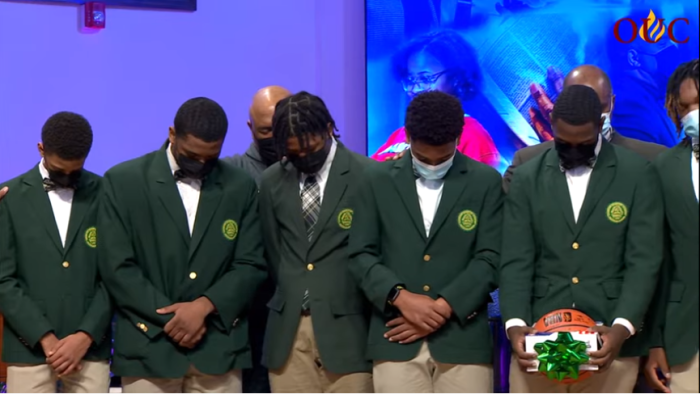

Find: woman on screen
<box><xmin>371</xmin><ymin>29</ymin><xmax>502</xmax><ymax>167</ymax></box>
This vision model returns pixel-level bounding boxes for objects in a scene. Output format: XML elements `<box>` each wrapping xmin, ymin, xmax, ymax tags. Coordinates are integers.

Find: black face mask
<box><xmin>172</xmin><ymin>144</ymin><xmax>217</xmax><ymax>180</ymax></box>
<box><xmin>256</xmin><ymin>137</ymin><xmax>278</xmax><ymax>166</ymax></box>
<box><xmin>289</xmin><ymin>138</ymin><xmax>331</xmax><ymax>175</ymax></box>
<box><xmin>48</xmin><ymin>168</ymin><xmax>82</xmax><ymax>189</ymax></box>
<box><xmin>555</xmin><ymin>139</ymin><xmax>597</xmax><ymax>170</ymax></box>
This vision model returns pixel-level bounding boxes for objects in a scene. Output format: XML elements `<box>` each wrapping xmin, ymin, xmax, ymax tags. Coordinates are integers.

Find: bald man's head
<box><xmin>564</xmin><ymin>65</ymin><xmax>614</xmax><ymax>112</ymax></box>
<box><xmin>248</xmin><ymin>86</ymin><xmax>291</xmax><ymax>165</ymax></box>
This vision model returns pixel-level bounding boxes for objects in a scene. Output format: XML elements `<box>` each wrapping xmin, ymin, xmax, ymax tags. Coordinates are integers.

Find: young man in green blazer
<box><xmin>644</xmin><ymin>59</ymin><xmax>699</xmax><ymax>394</ymax></box>
<box><xmin>97</xmin><ymin>98</ymin><xmax>266</xmax><ymax>393</ymax></box>
<box><xmin>501</xmin><ymin>85</ymin><xmax>664</xmax><ymax>392</ymax></box>
<box><xmin>260</xmin><ymin>91</ymin><xmax>373</xmax><ymax>393</ymax></box>
<box><xmin>349</xmin><ymin>91</ymin><xmax>503</xmax><ymax>393</ymax></box>
<box><xmin>0</xmin><ymin>112</ymin><xmax>112</xmax><ymax>392</ymax></box>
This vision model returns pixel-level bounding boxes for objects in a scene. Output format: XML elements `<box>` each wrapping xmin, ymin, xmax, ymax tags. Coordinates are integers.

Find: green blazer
<box><xmin>649</xmin><ymin>142</ymin><xmax>699</xmax><ymax>366</ymax></box>
<box><xmin>98</xmin><ymin>145</ymin><xmax>267</xmax><ymax>379</ymax></box>
<box><xmin>348</xmin><ymin>152</ymin><xmax>503</xmax><ymax>365</ymax></box>
<box><xmin>500</xmin><ymin>140</ymin><xmax>664</xmax><ymax>357</ymax></box>
<box><xmin>0</xmin><ymin>167</ymin><xmax>111</xmax><ymax>364</ymax></box>
<box><xmin>260</xmin><ymin>143</ymin><xmax>373</xmax><ymax>374</ymax></box>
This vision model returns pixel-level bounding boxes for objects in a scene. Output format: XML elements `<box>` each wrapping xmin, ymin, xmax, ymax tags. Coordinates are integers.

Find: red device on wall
<box><xmin>81</xmin><ymin>2</ymin><xmax>106</xmax><ymax>30</ymax></box>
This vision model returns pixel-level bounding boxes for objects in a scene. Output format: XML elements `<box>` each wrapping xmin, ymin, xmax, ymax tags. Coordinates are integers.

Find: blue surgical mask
<box><xmin>601</xmin><ymin>112</ymin><xmax>613</xmax><ymax>141</ymax></box>
<box><xmin>681</xmin><ymin>109</ymin><xmax>699</xmax><ymax>139</ymax></box>
<box><xmin>412</xmin><ymin>152</ymin><xmax>454</xmax><ymax>180</ymax></box>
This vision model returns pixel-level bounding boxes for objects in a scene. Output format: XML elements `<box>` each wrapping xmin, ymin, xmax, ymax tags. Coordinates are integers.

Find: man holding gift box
<box><xmin>644</xmin><ymin>59</ymin><xmax>699</xmax><ymax>394</ymax></box>
<box><xmin>500</xmin><ymin>85</ymin><xmax>664</xmax><ymax>392</ymax></box>
<box><xmin>98</xmin><ymin>98</ymin><xmax>266</xmax><ymax>393</ymax></box>
<box><xmin>349</xmin><ymin>90</ymin><xmax>503</xmax><ymax>392</ymax></box>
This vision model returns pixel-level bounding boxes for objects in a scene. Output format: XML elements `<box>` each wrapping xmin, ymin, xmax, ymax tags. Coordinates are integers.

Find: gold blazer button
<box><xmin>572</xmin><ymin>242</ymin><xmax>580</xmax><ymax>250</ymax></box>
<box><xmin>423</xmin><ymin>255</ymin><xmax>431</xmax><ymax>262</ymax></box>
<box><xmin>62</xmin><ymin>261</ymin><xmax>70</xmax><ymax>268</ymax></box>
<box><xmin>423</xmin><ymin>285</ymin><xmax>431</xmax><ymax>292</ymax></box>
<box><xmin>189</xmin><ymin>272</ymin><xmax>197</xmax><ymax>280</ymax></box>
<box><xmin>571</xmin><ymin>277</ymin><xmax>579</xmax><ymax>284</ymax></box>
<box><xmin>307</xmin><ymin>263</ymin><xmax>314</xmax><ymax>271</ymax></box>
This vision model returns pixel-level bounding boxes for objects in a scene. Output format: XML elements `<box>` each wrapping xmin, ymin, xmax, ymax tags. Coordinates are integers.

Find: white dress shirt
<box><xmin>416</xmin><ymin>178</ymin><xmax>444</xmax><ymax>237</ymax></box>
<box><xmin>166</xmin><ymin>144</ymin><xmax>201</xmax><ymax>235</ymax></box>
<box><xmin>505</xmin><ymin>136</ymin><xmax>635</xmax><ymax>336</ymax></box>
<box><xmin>39</xmin><ymin>160</ymin><xmax>74</xmax><ymax>247</ymax></box>
<box><xmin>298</xmin><ymin>138</ymin><xmax>338</xmax><ymax>202</ymax></box>
<box><xmin>692</xmin><ymin>138</ymin><xmax>699</xmax><ymax>202</ymax></box>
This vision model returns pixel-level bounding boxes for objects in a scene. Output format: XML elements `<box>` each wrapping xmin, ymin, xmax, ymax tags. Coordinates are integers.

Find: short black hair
<box><xmin>405</xmin><ymin>91</ymin><xmax>464</xmax><ymax>146</ymax></box>
<box><xmin>665</xmin><ymin>59</ymin><xmax>699</xmax><ymax>134</ymax></box>
<box><xmin>552</xmin><ymin>85</ymin><xmax>602</xmax><ymax>126</ymax></box>
<box><xmin>173</xmin><ymin>97</ymin><xmax>228</xmax><ymax>142</ymax></box>
<box><xmin>392</xmin><ymin>29</ymin><xmax>482</xmax><ymax>102</ymax></box>
<box><xmin>41</xmin><ymin>111</ymin><xmax>93</xmax><ymax>160</ymax></box>
<box><xmin>271</xmin><ymin>91</ymin><xmax>339</xmax><ymax>158</ymax></box>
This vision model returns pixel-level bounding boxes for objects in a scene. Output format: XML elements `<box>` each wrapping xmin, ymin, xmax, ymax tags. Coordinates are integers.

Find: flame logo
<box><xmin>639</xmin><ymin>10</ymin><xmax>665</xmax><ymax>43</ymax></box>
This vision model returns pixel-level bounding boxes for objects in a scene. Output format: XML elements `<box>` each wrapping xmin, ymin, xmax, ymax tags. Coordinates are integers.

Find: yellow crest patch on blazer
<box><xmin>457</xmin><ymin>210</ymin><xmax>478</xmax><ymax>231</ymax></box>
<box><xmin>222</xmin><ymin>219</ymin><xmax>238</xmax><ymax>240</ymax></box>
<box><xmin>85</xmin><ymin>227</ymin><xmax>97</xmax><ymax>248</ymax></box>
<box><xmin>337</xmin><ymin>208</ymin><xmax>354</xmax><ymax>230</ymax></box>
<box><xmin>606</xmin><ymin>202</ymin><xmax>628</xmax><ymax>224</ymax></box>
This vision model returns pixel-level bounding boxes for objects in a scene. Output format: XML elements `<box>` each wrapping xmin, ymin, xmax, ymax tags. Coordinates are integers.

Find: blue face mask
<box><xmin>412</xmin><ymin>153</ymin><xmax>454</xmax><ymax>180</ymax></box>
<box><xmin>601</xmin><ymin>112</ymin><xmax>613</xmax><ymax>141</ymax></box>
<box><xmin>681</xmin><ymin>109</ymin><xmax>699</xmax><ymax>139</ymax></box>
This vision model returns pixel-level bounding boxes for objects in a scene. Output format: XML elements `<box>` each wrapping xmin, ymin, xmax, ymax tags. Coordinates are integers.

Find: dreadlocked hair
<box><xmin>665</xmin><ymin>59</ymin><xmax>699</xmax><ymax>135</ymax></box>
<box><xmin>271</xmin><ymin>91</ymin><xmax>340</xmax><ymax>159</ymax></box>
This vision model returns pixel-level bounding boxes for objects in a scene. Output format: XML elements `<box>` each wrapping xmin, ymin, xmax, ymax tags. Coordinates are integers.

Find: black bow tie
<box><xmin>173</xmin><ymin>170</ymin><xmax>186</xmax><ymax>181</ymax></box>
<box><xmin>43</xmin><ymin>178</ymin><xmax>75</xmax><ymax>192</ymax></box>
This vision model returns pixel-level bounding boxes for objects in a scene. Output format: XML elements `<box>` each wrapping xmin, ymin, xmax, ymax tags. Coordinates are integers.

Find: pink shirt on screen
<box><xmin>371</xmin><ymin>116</ymin><xmax>502</xmax><ymax>168</ymax></box>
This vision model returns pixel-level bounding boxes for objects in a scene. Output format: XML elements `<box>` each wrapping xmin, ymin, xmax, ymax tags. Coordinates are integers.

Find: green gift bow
<box><xmin>533</xmin><ymin>332</ymin><xmax>590</xmax><ymax>381</ymax></box>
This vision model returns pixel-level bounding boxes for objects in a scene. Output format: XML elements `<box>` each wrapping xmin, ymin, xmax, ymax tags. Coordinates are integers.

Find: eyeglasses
<box><xmin>401</xmin><ymin>71</ymin><xmax>449</xmax><ymax>93</ymax></box>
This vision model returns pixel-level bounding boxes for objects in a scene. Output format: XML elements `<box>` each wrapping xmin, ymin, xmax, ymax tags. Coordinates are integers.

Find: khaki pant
<box><xmin>7</xmin><ymin>360</ymin><xmax>110</xmax><ymax>393</ymax></box>
<box><xmin>670</xmin><ymin>352</ymin><xmax>699</xmax><ymax>393</ymax></box>
<box><xmin>122</xmin><ymin>365</ymin><xmax>241</xmax><ymax>393</ymax></box>
<box><xmin>268</xmin><ymin>315</ymin><xmax>372</xmax><ymax>393</ymax></box>
<box><xmin>373</xmin><ymin>341</ymin><xmax>493</xmax><ymax>393</ymax></box>
<box><xmin>508</xmin><ymin>355</ymin><xmax>639</xmax><ymax>393</ymax></box>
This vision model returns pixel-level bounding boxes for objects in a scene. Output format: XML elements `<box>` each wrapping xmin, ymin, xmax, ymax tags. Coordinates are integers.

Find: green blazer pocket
<box><xmin>601</xmin><ymin>280</ymin><xmax>622</xmax><ymax>299</ymax></box>
<box><xmin>267</xmin><ymin>291</ymin><xmax>286</xmax><ymax>313</ymax></box>
<box><xmin>668</xmin><ymin>282</ymin><xmax>685</xmax><ymax>302</ymax></box>
<box><xmin>331</xmin><ymin>298</ymin><xmax>364</xmax><ymax>316</ymax></box>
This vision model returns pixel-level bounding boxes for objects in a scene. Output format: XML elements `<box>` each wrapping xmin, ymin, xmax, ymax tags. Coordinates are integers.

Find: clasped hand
<box><xmin>385</xmin><ymin>291</ymin><xmax>452</xmax><ymax>344</ymax></box>
<box><xmin>157</xmin><ymin>297</ymin><xmax>215</xmax><ymax>349</ymax></box>
<box><xmin>41</xmin><ymin>331</ymin><xmax>92</xmax><ymax>377</ymax></box>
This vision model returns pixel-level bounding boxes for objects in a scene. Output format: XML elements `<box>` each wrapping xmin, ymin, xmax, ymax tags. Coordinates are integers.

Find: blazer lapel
<box><xmin>427</xmin><ymin>154</ymin><xmax>469</xmax><ymax>244</ymax></box>
<box><xmin>574</xmin><ymin>141</ymin><xmax>617</xmax><ymax>237</ymax></box>
<box><xmin>277</xmin><ymin>161</ymin><xmax>309</xmax><ymax>258</ymax></box>
<box><xmin>23</xmin><ymin>167</ymin><xmax>63</xmax><ymax>252</ymax></box>
<box><xmin>544</xmin><ymin>150</ymin><xmax>576</xmax><ymax>233</ymax></box>
<box><xmin>149</xmin><ymin>147</ymin><xmax>190</xmax><ymax>245</ymax></box>
<box><xmin>188</xmin><ymin>167</ymin><xmax>223</xmax><ymax>260</ymax></box>
<box><xmin>309</xmin><ymin>144</ymin><xmax>350</xmax><ymax>250</ymax></box>
<box><xmin>673</xmin><ymin>144</ymin><xmax>699</xmax><ymax>222</ymax></box>
<box><xmin>392</xmin><ymin>153</ymin><xmax>426</xmax><ymax>240</ymax></box>
<box><xmin>63</xmin><ymin>175</ymin><xmax>97</xmax><ymax>254</ymax></box>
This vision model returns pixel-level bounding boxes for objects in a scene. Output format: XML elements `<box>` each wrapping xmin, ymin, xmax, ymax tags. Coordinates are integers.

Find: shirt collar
<box><xmin>166</xmin><ymin>143</ymin><xmax>180</xmax><ymax>175</ymax></box>
<box><xmin>38</xmin><ymin>159</ymin><xmax>50</xmax><ymax>179</ymax></box>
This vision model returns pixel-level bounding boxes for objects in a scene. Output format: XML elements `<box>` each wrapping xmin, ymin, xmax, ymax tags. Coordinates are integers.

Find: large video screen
<box><xmin>366</xmin><ymin>0</ymin><xmax>699</xmax><ymax>174</ymax></box>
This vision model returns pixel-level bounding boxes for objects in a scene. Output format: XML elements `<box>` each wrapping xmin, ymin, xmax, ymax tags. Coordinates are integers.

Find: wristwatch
<box><xmin>387</xmin><ymin>285</ymin><xmax>404</xmax><ymax>306</ymax></box>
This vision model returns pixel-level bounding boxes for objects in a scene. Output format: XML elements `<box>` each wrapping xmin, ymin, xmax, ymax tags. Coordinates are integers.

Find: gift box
<box><xmin>525</xmin><ymin>331</ymin><xmax>600</xmax><ymax>378</ymax></box>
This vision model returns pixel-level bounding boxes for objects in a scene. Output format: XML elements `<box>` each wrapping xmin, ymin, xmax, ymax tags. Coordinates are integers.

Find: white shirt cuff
<box><xmin>504</xmin><ymin>318</ymin><xmax>528</xmax><ymax>339</ymax></box>
<box><xmin>612</xmin><ymin>318</ymin><xmax>635</xmax><ymax>336</ymax></box>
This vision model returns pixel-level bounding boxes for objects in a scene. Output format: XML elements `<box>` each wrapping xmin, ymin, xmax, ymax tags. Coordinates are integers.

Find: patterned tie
<box><xmin>43</xmin><ymin>178</ymin><xmax>57</xmax><ymax>192</ymax></box>
<box><xmin>693</xmin><ymin>143</ymin><xmax>699</xmax><ymax>161</ymax></box>
<box><xmin>300</xmin><ymin>176</ymin><xmax>320</xmax><ymax>311</ymax></box>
